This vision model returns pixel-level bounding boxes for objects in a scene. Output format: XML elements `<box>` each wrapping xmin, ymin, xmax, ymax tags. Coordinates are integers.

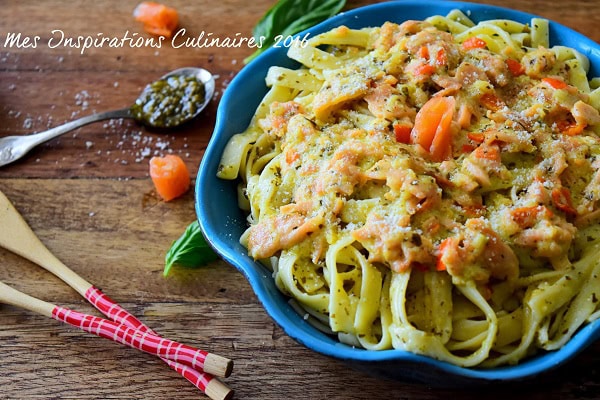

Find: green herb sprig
<box><xmin>164</xmin><ymin>220</ymin><xmax>218</xmax><ymax>277</ymax></box>
<box><xmin>244</xmin><ymin>0</ymin><xmax>346</xmax><ymax>64</ymax></box>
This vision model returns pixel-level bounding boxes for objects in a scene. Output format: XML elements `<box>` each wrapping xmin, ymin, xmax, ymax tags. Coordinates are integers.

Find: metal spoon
<box><xmin>0</xmin><ymin>67</ymin><xmax>215</xmax><ymax>168</ymax></box>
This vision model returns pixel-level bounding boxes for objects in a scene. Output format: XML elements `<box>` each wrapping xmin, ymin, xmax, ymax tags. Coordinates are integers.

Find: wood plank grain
<box><xmin>0</xmin><ymin>301</ymin><xmax>598</xmax><ymax>400</ymax></box>
<box><xmin>0</xmin><ymin>303</ymin><xmax>598</xmax><ymax>400</ymax></box>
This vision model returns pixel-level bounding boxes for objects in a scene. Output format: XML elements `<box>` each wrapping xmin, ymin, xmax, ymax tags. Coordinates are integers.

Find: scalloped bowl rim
<box><xmin>196</xmin><ymin>0</ymin><xmax>600</xmax><ymax>384</ymax></box>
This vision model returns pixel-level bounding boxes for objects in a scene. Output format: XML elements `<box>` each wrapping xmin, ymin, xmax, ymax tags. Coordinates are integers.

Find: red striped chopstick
<box><xmin>0</xmin><ymin>280</ymin><xmax>233</xmax><ymax>400</ymax></box>
<box><xmin>51</xmin><ymin>305</ymin><xmax>233</xmax><ymax>400</ymax></box>
<box><xmin>85</xmin><ymin>286</ymin><xmax>232</xmax><ymax>397</ymax></box>
<box><xmin>86</xmin><ymin>286</ymin><xmax>233</xmax><ymax>376</ymax></box>
<box><xmin>51</xmin><ymin>306</ymin><xmax>227</xmax><ymax>376</ymax></box>
<box><xmin>0</xmin><ymin>190</ymin><xmax>233</xmax><ymax>399</ymax></box>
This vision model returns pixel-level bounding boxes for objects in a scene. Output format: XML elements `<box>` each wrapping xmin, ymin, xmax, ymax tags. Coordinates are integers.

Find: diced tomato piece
<box><xmin>436</xmin><ymin>238</ymin><xmax>454</xmax><ymax>271</ymax></box>
<box><xmin>435</xmin><ymin>48</ymin><xmax>447</xmax><ymax>66</ymax></box>
<box><xmin>461</xmin><ymin>144</ymin><xmax>476</xmax><ymax>153</ymax></box>
<box><xmin>480</xmin><ymin>93</ymin><xmax>505</xmax><ymax>111</ymax></box>
<box><xmin>462</xmin><ymin>36</ymin><xmax>487</xmax><ymax>50</ymax></box>
<box><xmin>414</xmin><ymin>63</ymin><xmax>436</xmax><ymax>76</ymax></box>
<box><xmin>506</xmin><ymin>59</ymin><xmax>525</xmax><ymax>76</ymax></box>
<box><xmin>472</xmin><ymin>144</ymin><xmax>500</xmax><ymax>161</ymax></box>
<box><xmin>467</xmin><ymin>132</ymin><xmax>485</xmax><ymax>143</ymax></box>
<box><xmin>393</xmin><ymin>122</ymin><xmax>412</xmax><ymax>144</ymax></box>
<box><xmin>552</xmin><ymin>187</ymin><xmax>577</xmax><ymax>216</ymax></box>
<box><xmin>542</xmin><ymin>77</ymin><xmax>568</xmax><ymax>90</ymax></box>
<box><xmin>556</xmin><ymin>119</ymin><xmax>585</xmax><ymax>136</ymax></box>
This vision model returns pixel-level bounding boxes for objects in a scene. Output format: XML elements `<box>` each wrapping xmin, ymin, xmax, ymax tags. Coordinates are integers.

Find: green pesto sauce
<box><xmin>130</xmin><ymin>74</ymin><xmax>205</xmax><ymax>128</ymax></box>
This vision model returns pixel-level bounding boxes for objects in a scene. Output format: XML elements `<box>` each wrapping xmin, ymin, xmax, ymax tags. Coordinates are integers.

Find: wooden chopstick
<box><xmin>0</xmin><ymin>190</ymin><xmax>234</xmax><ymax>399</ymax></box>
<box><xmin>0</xmin><ymin>280</ymin><xmax>233</xmax><ymax>400</ymax></box>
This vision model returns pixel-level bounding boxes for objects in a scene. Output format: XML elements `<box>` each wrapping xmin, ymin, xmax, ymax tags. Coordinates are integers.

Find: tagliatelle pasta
<box><xmin>217</xmin><ymin>10</ymin><xmax>600</xmax><ymax>367</ymax></box>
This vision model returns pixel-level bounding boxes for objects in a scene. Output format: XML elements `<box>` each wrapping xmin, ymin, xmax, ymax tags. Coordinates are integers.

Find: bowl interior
<box><xmin>196</xmin><ymin>0</ymin><xmax>600</xmax><ymax>385</ymax></box>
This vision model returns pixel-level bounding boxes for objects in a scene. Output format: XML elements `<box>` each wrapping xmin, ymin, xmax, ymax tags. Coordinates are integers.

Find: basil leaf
<box><xmin>245</xmin><ymin>0</ymin><xmax>346</xmax><ymax>63</ymax></box>
<box><xmin>277</xmin><ymin>0</ymin><xmax>346</xmax><ymax>36</ymax></box>
<box><xmin>164</xmin><ymin>220</ymin><xmax>218</xmax><ymax>277</ymax></box>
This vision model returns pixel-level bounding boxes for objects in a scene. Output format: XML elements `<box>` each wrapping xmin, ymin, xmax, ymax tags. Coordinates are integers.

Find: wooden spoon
<box><xmin>0</xmin><ymin>190</ymin><xmax>233</xmax><ymax>399</ymax></box>
<box><xmin>0</xmin><ymin>190</ymin><xmax>92</xmax><ymax>295</ymax></box>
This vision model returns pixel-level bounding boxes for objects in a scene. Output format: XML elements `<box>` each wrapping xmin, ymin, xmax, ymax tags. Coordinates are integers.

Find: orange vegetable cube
<box><xmin>134</xmin><ymin>2</ymin><xmax>179</xmax><ymax>38</ymax></box>
<box><xmin>149</xmin><ymin>155</ymin><xmax>191</xmax><ymax>201</ymax></box>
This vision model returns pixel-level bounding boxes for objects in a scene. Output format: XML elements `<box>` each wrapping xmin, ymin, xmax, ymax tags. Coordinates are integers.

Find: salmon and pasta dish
<box><xmin>217</xmin><ymin>10</ymin><xmax>600</xmax><ymax>367</ymax></box>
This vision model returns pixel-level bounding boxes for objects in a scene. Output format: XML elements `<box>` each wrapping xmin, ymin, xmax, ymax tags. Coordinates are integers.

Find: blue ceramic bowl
<box><xmin>196</xmin><ymin>0</ymin><xmax>600</xmax><ymax>386</ymax></box>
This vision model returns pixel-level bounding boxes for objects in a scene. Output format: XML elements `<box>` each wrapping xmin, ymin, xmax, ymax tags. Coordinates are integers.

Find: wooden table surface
<box><xmin>1</xmin><ymin>0</ymin><xmax>599</xmax><ymax>399</ymax></box>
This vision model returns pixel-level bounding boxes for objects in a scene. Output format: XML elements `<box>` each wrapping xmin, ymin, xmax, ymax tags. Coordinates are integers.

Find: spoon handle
<box><xmin>0</xmin><ymin>107</ymin><xmax>132</xmax><ymax>167</ymax></box>
<box><xmin>0</xmin><ymin>190</ymin><xmax>92</xmax><ymax>294</ymax></box>
<box><xmin>0</xmin><ymin>280</ymin><xmax>55</xmax><ymax>317</ymax></box>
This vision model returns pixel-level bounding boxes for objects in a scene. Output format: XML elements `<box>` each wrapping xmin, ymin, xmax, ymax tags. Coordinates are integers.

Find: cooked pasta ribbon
<box><xmin>218</xmin><ymin>10</ymin><xmax>600</xmax><ymax>367</ymax></box>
